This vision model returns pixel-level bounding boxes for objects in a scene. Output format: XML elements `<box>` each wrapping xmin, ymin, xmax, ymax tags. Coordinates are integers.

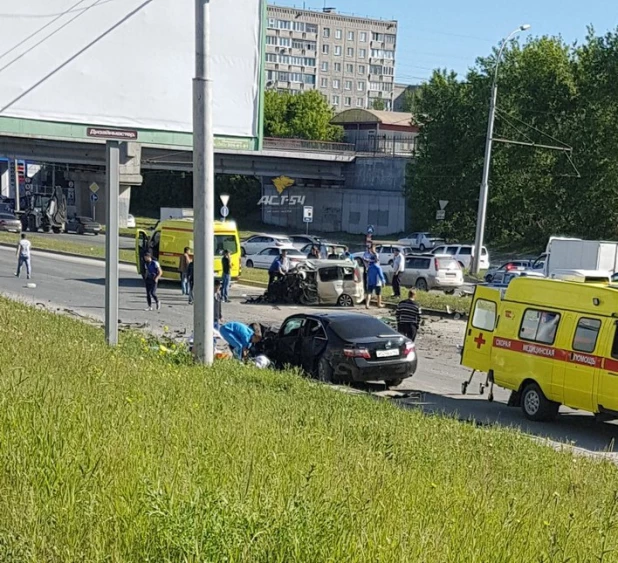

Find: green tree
<box><xmin>263</xmin><ymin>90</ymin><xmax>343</xmax><ymax>141</ymax></box>
<box><xmin>371</xmin><ymin>98</ymin><xmax>386</xmax><ymax>111</ymax></box>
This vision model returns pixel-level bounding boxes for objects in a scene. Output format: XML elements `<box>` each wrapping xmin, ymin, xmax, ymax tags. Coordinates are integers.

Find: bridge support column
<box><xmin>117</xmin><ymin>142</ymin><xmax>142</xmax><ymax>229</ymax></box>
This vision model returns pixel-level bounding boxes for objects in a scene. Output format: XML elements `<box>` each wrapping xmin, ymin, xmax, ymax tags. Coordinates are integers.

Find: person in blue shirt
<box><xmin>219</xmin><ymin>322</ymin><xmax>262</xmax><ymax>360</ymax></box>
<box><xmin>268</xmin><ymin>249</ymin><xmax>288</xmax><ymax>291</ymax></box>
<box><xmin>365</xmin><ymin>257</ymin><xmax>386</xmax><ymax>309</ymax></box>
<box><xmin>143</xmin><ymin>253</ymin><xmax>162</xmax><ymax>311</ymax></box>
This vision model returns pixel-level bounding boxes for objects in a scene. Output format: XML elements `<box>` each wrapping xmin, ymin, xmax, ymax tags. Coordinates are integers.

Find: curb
<box><xmin>0</xmin><ymin>243</ymin><xmax>134</xmax><ymax>265</ymax></box>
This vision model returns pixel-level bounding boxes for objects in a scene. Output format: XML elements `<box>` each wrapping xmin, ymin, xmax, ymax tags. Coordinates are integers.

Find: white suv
<box><xmin>384</xmin><ymin>254</ymin><xmax>464</xmax><ymax>293</ymax></box>
<box><xmin>430</xmin><ymin>244</ymin><xmax>490</xmax><ymax>270</ymax></box>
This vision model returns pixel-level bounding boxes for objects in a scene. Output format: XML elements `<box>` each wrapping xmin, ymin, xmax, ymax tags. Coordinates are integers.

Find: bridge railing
<box><xmin>263</xmin><ymin>137</ymin><xmax>356</xmax><ymax>153</ymax></box>
<box><xmin>263</xmin><ymin>136</ymin><xmax>418</xmax><ymax>157</ymax></box>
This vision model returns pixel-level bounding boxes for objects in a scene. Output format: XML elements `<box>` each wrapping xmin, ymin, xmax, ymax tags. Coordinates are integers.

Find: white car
<box><xmin>241</xmin><ymin>234</ymin><xmax>293</xmax><ymax>256</ymax></box>
<box><xmin>126</xmin><ymin>214</ymin><xmax>136</xmax><ymax>229</ymax></box>
<box><xmin>351</xmin><ymin>244</ymin><xmax>413</xmax><ymax>267</ymax></box>
<box><xmin>243</xmin><ymin>246</ymin><xmax>306</xmax><ymax>270</ymax></box>
<box><xmin>383</xmin><ymin>254</ymin><xmax>464</xmax><ymax>293</ymax></box>
<box><xmin>398</xmin><ymin>232</ymin><xmax>445</xmax><ymax>252</ymax></box>
<box><xmin>431</xmin><ymin>244</ymin><xmax>490</xmax><ymax>270</ymax></box>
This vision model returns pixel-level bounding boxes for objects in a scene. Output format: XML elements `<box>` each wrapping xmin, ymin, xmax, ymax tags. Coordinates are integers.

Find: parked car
<box><xmin>289</xmin><ymin>234</ymin><xmax>322</xmax><ymax>249</ymax></box>
<box><xmin>241</xmin><ymin>234</ymin><xmax>293</xmax><ymax>256</ymax></box>
<box><xmin>398</xmin><ymin>232</ymin><xmax>445</xmax><ymax>252</ymax></box>
<box><xmin>352</xmin><ymin>244</ymin><xmax>413</xmax><ymax>267</ymax></box>
<box><xmin>0</xmin><ymin>212</ymin><xmax>21</xmax><ymax>233</ymax></box>
<box><xmin>300</xmin><ymin>241</ymin><xmax>348</xmax><ymax>259</ymax></box>
<box><xmin>488</xmin><ymin>269</ymin><xmax>545</xmax><ymax>287</ymax></box>
<box><xmin>65</xmin><ymin>216</ymin><xmax>101</xmax><ymax>235</ymax></box>
<box><xmin>384</xmin><ymin>254</ymin><xmax>464</xmax><ymax>293</ymax></box>
<box><xmin>269</xmin><ymin>312</ymin><xmax>417</xmax><ymax>387</ymax></box>
<box><xmin>127</xmin><ymin>214</ymin><xmax>136</xmax><ymax>228</ymax></box>
<box><xmin>430</xmin><ymin>244</ymin><xmax>490</xmax><ymax>270</ymax></box>
<box><xmin>243</xmin><ymin>246</ymin><xmax>306</xmax><ymax>269</ymax></box>
<box><xmin>484</xmin><ymin>260</ymin><xmax>533</xmax><ymax>282</ymax></box>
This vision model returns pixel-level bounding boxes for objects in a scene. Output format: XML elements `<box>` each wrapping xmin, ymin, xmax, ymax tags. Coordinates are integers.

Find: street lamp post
<box><xmin>471</xmin><ymin>24</ymin><xmax>531</xmax><ymax>274</ymax></box>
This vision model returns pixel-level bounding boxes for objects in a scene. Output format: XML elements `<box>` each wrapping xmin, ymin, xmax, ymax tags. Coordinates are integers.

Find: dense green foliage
<box><xmin>408</xmin><ymin>29</ymin><xmax>618</xmax><ymax>246</ymax></box>
<box><xmin>3</xmin><ymin>299</ymin><xmax>618</xmax><ymax>560</ymax></box>
<box><xmin>264</xmin><ymin>90</ymin><xmax>344</xmax><ymax>141</ymax></box>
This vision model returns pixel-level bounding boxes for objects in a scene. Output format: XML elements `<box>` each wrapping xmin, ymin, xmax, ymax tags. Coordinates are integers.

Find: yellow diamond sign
<box><xmin>89</xmin><ymin>182</ymin><xmax>100</xmax><ymax>194</ymax></box>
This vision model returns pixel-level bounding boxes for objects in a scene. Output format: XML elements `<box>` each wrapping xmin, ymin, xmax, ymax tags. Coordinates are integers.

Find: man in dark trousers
<box><xmin>221</xmin><ymin>249</ymin><xmax>231</xmax><ymax>303</ymax></box>
<box><xmin>268</xmin><ymin>249</ymin><xmax>288</xmax><ymax>291</ymax></box>
<box><xmin>391</xmin><ymin>247</ymin><xmax>405</xmax><ymax>298</ymax></box>
<box><xmin>143</xmin><ymin>253</ymin><xmax>162</xmax><ymax>311</ymax></box>
<box><xmin>395</xmin><ymin>289</ymin><xmax>421</xmax><ymax>341</ymax></box>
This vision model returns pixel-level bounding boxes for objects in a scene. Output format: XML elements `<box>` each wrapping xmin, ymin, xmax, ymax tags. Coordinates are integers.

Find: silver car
<box><xmin>384</xmin><ymin>254</ymin><xmax>464</xmax><ymax>293</ymax></box>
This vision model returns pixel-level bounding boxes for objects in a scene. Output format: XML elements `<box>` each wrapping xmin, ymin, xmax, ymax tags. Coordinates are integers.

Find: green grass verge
<box><xmin>2</xmin><ymin>298</ymin><xmax>618</xmax><ymax>560</ymax></box>
<box><xmin>240</xmin><ymin>267</ymin><xmax>472</xmax><ymax>312</ymax></box>
<box><xmin>0</xmin><ymin>232</ymin><xmax>135</xmax><ymax>263</ymax></box>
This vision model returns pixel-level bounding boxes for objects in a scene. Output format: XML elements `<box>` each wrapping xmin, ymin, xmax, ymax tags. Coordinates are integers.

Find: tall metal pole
<box><xmin>13</xmin><ymin>159</ymin><xmax>20</xmax><ymax>213</ymax></box>
<box><xmin>193</xmin><ymin>0</ymin><xmax>215</xmax><ymax>364</ymax></box>
<box><xmin>105</xmin><ymin>141</ymin><xmax>120</xmax><ymax>346</ymax></box>
<box><xmin>471</xmin><ymin>24</ymin><xmax>530</xmax><ymax>274</ymax></box>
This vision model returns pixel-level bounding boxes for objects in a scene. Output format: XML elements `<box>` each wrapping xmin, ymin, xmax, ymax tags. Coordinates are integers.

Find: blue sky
<box><xmin>272</xmin><ymin>0</ymin><xmax>618</xmax><ymax>83</ymax></box>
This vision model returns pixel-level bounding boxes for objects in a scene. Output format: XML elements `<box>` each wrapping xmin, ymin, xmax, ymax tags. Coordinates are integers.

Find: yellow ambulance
<box><xmin>135</xmin><ymin>219</ymin><xmax>241</xmax><ymax>281</ymax></box>
<box><xmin>462</xmin><ymin>276</ymin><xmax>618</xmax><ymax>422</ymax></box>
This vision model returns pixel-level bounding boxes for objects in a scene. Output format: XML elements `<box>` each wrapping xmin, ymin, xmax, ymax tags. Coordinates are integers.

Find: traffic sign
<box><xmin>220</xmin><ymin>205</ymin><xmax>229</xmax><ymax>218</ymax></box>
<box><xmin>303</xmin><ymin>206</ymin><xmax>313</xmax><ymax>223</ymax></box>
<box><xmin>89</xmin><ymin>182</ymin><xmax>100</xmax><ymax>194</ymax></box>
<box><xmin>439</xmin><ymin>200</ymin><xmax>449</xmax><ymax>210</ymax></box>
<box><xmin>220</xmin><ymin>194</ymin><xmax>230</xmax><ymax>207</ymax></box>
<box><xmin>24</xmin><ymin>184</ymin><xmax>32</xmax><ymax>193</ymax></box>
<box><xmin>436</xmin><ymin>210</ymin><xmax>445</xmax><ymax>221</ymax></box>
<box><xmin>90</xmin><ymin>193</ymin><xmax>99</xmax><ymax>203</ymax></box>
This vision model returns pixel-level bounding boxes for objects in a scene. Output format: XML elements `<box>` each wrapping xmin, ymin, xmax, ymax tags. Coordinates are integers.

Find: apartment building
<box><xmin>265</xmin><ymin>5</ymin><xmax>398</xmax><ymax>111</ymax></box>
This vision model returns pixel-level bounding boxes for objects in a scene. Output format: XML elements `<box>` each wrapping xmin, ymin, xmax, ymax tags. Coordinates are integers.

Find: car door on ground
<box><xmin>300</xmin><ymin>318</ymin><xmax>329</xmax><ymax>374</ymax></box>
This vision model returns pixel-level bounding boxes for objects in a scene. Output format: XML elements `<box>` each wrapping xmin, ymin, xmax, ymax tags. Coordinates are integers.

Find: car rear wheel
<box><xmin>337</xmin><ymin>293</ymin><xmax>354</xmax><ymax>307</ymax></box>
<box><xmin>415</xmin><ymin>278</ymin><xmax>428</xmax><ymax>292</ymax></box>
<box><xmin>387</xmin><ymin>378</ymin><xmax>403</xmax><ymax>388</ymax></box>
<box><xmin>246</xmin><ymin>260</ymin><xmax>254</xmax><ymax>268</ymax></box>
<box><xmin>521</xmin><ymin>382</ymin><xmax>559</xmax><ymax>422</ymax></box>
<box><xmin>318</xmin><ymin>358</ymin><xmax>334</xmax><ymax>384</ymax></box>
<box><xmin>52</xmin><ymin>227</ymin><xmax>61</xmax><ymax>234</ymax></box>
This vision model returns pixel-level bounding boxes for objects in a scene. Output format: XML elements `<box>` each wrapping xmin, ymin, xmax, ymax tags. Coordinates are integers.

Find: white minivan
<box><xmin>430</xmin><ymin>244</ymin><xmax>489</xmax><ymax>270</ymax></box>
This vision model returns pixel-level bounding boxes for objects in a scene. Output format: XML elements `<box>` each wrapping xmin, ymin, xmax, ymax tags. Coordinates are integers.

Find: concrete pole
<box><xmin>105</xmin><ymin>141</ymin><xmax>120</xmax><ymax>346</ymax></box>
<box><xmin>193</xmin><ymin>0</ymin><xmax>215</xmax><ymax>364</ymax></box>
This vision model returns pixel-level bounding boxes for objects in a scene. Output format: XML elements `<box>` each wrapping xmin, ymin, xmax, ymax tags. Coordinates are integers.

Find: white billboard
<box><xmin>0</xmin><ymin>0</ymin><xmax>263</xmax><ymax>140</ymax></box>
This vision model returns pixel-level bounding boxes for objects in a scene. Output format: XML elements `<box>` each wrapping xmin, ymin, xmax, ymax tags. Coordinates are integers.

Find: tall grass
<box><xmin>1</xmin><ymin>299</ymin><xmax>618</xmax><ymax>561</ymax></box>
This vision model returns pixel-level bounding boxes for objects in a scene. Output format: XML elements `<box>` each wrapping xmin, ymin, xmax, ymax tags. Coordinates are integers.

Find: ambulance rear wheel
<box><xmin>521</xmin><ymin>383</ymin><xmax>559</xmax><ymax>422</ymax></box>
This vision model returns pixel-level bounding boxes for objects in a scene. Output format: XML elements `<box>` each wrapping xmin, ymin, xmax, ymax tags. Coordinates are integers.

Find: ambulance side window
<box><xmin>472</xmin><ymin>299</ymin><xmax>496</xmax><ymax>331</ymax></box>
<box><xmin>611</xmin><ymin>324</ymin><xmax>618</xmax><ymax>360</ymax></box>
<box><xmin>519</xmin><ymin>309</ymin><xmax>560</xmax><ymax>345</ymax></box>
<box><xmin>572</xmin><ymin>318</ymin><xmax>601</xmax><ymax>354</ymax></box>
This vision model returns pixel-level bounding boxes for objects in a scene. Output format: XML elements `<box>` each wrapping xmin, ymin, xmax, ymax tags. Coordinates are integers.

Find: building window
<box><xmin>347</xmin><ymin>31</ymin><xmax>354</xmax><ymax>41</ymax></box>
<box><xmin>323</xmin><ymin>27</ymin><xmax>330</xmax><ymax>38</ymax></box>
<box><xmin>385</xmin><ymin>34</ymin><xmax>396</xmax><ymax>43</ymax></box>
<box><xmin>346</xmin><ymin>47</ymin><xmax>354</xmax><ymax>57</ymax></box>
<box><xmin>385</xmin><ymin>50</ymin><xmax>394</xmax><ymax>59</ymax></box>
<box><xmin>345</xmin><ymin>80</ymin><xmax>352</xmax><ymax>90</ymax></box>
<box><xmin>332</xmin><ymin>95</ymin><xmax>340</xmax><ymax>106</ymax></box>
<box><xmin>357</xmin><ymin>81</ymin><xmax>365</xmax><ymax>91</ymax></box>
<box><xmin>267</xmin><ymin>70</ymin><xmax>274</xmax><ymax>80</ymax></box>
<box><xmin>372</xmin><ymin>32</ymin><xmax>384</xmax><ymax>41</ymax></box>
<box><xmin>346</xmin><ymin>63</ymin><xmax>354</xmax><ymax>73</ymax></box>
<box><xmin>345</xmin><ymin>96</ymin><xmax>352</xmax><ymax>106</ymax></box>
<box><xmin>304</xmin><ymin>74</ymin><xmax>316</xmax><ymax>85</ymax></box>
<box><xmin>519</xmin><ymin>309</ymin><xmax>561</xmax><ymax>345</ymax></box>
<box><xmin>356</xmin><ymin>97</ymin><xmax>364</xmax><ymax>107</ymax></box>
<box><xmin>306</xmin><ymin>23</ymin><xmax>318</xmax><ymax>34</ymax></box>
<box><xmin>291</xmin><ymin>72</ymin><xmax>303</xmax><ymax>83</ymax></box>
<box><xmin>268</xmin><ymin>18</ymin><xmax>276</xmax><ymax>28</ymax></box>
<box><xmin>277</xmin><ymin>20</ymin><xmax>291</xmax><ymax>30</ymax></box>
<box><xmin>265</xmin><ymin>53</ymin><xmax>277</xmax><ymax>62</ymax></box>
<box><xmin>279</xmin><ymin>37</ymin><xmax>291</xmax><ymax>47</ymax></box>
<box><xmin>278</xmin><ymin>72</ymin><xmax>289</xmax><ymax>81</ymax></box>
<box><xmin>266</xmin><ymin>35</ymin><xmax>277</xmax><ymax>45</ymax></box>
<box><xmin>369</xmin><ymin>81</ymin><xmax>381</xmax><ymax>91</ymax></box>
<box><xmin>334</xmin><ymin>45</ymin><xmax>342</xmax><ymax>56</ymax></box>
<box><xmin>334</xmin><ymin>62</ymin><xmax>341</xmax><ymax>72</ymax></box>
<box><xmin>304</xmin><ymin>57</ymin><xmax>316</xmax><ymax>66</ymax></box>
<box><xmin>322</xmin><ymin>44</ymin><xmax>329</xmax><ymax>55</ymax></box>
<box><xmin>383</xmin><ymin>82</ymin><xmax>393</xmax><ymax>92</ymax></box>
<box><xmin>333</xmin><ymin>79</ymin><xmax>340</xmax><ymax>89</ymax></box>
<box><xmin>320</xmin><ymin>77</ymin><xmax>328</xmax><ymax>88</ymax></box>
<box><xmin>279</xmin><ymin>55</ymin><xmax>290</xmax><ymax>64</ymax></box>
<box><xmin>358</xmin><ymin>65</ymin><xmax>366</xmax><ymax>74</ymax></box>
<box><xmin>292</xmin><ymin>21</ymin><xmax>305</xmax><ymax>31</ymax></box>
<box><xmin>371</xmin><ymin>49</ymin><xmax>396</xmax><ymax>59</ymax></box>
<box><xmin>359</xmin><ymin>48</ymin><xmax>366</xmax><ymax>58</ymax></box>
<box><xmin>335</xmin><ymin>29</ymin><xmax>342</xmax><ymax>39</ymax></box>
<box><xmin>370</xmin><ymin>64</ymin><xmax>382</xmax><ymax>75</ymax></box>
<box><xmin>291</xmin><ymin>56</ymin><xmax>303</xmax><ymax>65</ymax></box>
<box><xmin>321</xmin><ymin>61</ymin><xmax>329</xmax><ymax>72</ymax></box>
<box><xmin>360</xmin><ymin>31</ymin><xmax>367</xmax><ymax>42</ymax></box>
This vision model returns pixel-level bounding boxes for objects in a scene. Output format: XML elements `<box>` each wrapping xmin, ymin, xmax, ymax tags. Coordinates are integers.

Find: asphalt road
<box><xmin>1</xmin><ymin>246</ymin><xmax>617</xmax><ymax>460</ymax></box>
<box><xmin>43</xmin><ymin>231</ymin><xmax>135</xmax><ymax>250</ymax></box>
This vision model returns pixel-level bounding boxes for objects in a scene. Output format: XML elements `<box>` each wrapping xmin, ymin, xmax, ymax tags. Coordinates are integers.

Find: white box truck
<box><xmin>544</xmin><ymin>238</ymin><xmax>618</xmax><ymax>277</ymax></box>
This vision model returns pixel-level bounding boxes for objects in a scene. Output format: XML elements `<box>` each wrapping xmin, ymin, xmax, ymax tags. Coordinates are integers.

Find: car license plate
<box><xmin>376</xmin><ymin>349</ymin><xmax>399</xmax><ymax>358</ymax></box>
<box><xmin>446</xmin><ymin>272</ymin><xmax>456</xmax><ymax>276</ymax></box>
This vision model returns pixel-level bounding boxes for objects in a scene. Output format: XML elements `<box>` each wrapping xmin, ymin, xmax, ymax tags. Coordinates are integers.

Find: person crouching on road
<box><xmin>143</xmin><ymin>253</ymin><xmax>162</xmax><ymax>311</ymax></box>
<box><xmin>396</xmin><ymin>289</ymin><xmax>421</xmax><ymax>341</ymax></box>
<box><xmin>365</xmin><ymin>257</ymin><xmax>386</xmax><ymax>309</ymax></box>
<box><xmin>15</xmin><ymin>233</ymin><xmax>32</xmax><ymax>279</ymax></box>
<box><xmin>219</xmin><ymin>322</ymin><xmax>262</xmax><ymax>360</ymax></box>
<box><xmin>268</xmin><ymin>249</ymin><xmax>288</xmax><ymax>291</ymax></box>
<box><xmin>391</xmin><ymin>247</ymin><xmax>405</xmax><ymax>298</ymax></box>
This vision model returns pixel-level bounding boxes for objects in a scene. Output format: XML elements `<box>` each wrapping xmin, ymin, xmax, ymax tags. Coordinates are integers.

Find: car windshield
<box><xmin>215</xmin><ymin>235</ymin><xmax>238</xmax><ymax>255</ymax></box>
<box><xmin>436</xmin><ymin>258</ymin><xmax>459</xmax><ymax>270</ymax></box>
<box><xmin>329</xmin><ymin>317</ymin><xmax>395</xmax><ymax>340</ymax></box>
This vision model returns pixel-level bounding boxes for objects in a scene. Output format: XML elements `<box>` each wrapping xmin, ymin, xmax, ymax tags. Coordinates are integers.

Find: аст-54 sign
<box><xmin>258</xmin><ymin>176</ymin><xmax>306</xmax><ymax>206</ymax></box>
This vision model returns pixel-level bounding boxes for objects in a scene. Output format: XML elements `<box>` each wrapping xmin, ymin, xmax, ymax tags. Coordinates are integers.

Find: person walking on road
<box><xmin>221</xmin><ymin>249</ymin><xmax>231</xmax><ymax>303</ymax></box>
<box><xmin>391</xmin><ymin>247</ymin><xmax>405</xmax><ymax>298</ymax></box>
<box><xmin>143</xmin><ymin>253</ymin><xmax>162</xmax><ymax>311</ymax></box>
<box><xmin>365</xmin><ymin>257</ymin><xmax>386</xmax><ymax>309</ymax></box>
<box><xmin>15</xmin><ymin>233</ymin><xmax>32</xmax><ymax>279</ymax></box>
<box><xmin>179</xmin><ymin>247</ymin><xmax>192</xmax><ymax>296</ymax></box>
<box><xmin>396</xmin><ymin>289</ymin><xmax>421</xmax><ymax>341</ymax></box>
<box><xmin>219</xmin><ymin>321</ymin><xmax>262</xmax><ymax>360</ymax></box>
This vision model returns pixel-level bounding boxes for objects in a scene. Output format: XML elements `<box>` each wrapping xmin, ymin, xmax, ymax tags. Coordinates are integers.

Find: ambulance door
<box><xmin>461</xmin><ymin>286</ymin><xmax>500</xmax><ymax>373</ymax></box>
<box><xmin>562</xmin><ymin>315</ymin><xmax>602</xmax><ymax>412</ymax></box>
<box><xmin>596</xmin><ymin>320</ymin><xmax>618</xmax><ymax>414</ymax></box>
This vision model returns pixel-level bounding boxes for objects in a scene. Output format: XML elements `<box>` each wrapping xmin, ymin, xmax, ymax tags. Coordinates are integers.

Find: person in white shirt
<box><xmin>392</xmin><ymin>247</ymin><xmax>405</xmax><ymax>298</ymax></box>
<box><xmin>15</xmin><ymin>233</ymin><xmax>31</xmax><ymax>279</ymax></box>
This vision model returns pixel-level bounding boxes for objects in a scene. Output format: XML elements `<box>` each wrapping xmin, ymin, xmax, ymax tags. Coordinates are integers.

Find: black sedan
<box><xmin>65</xmin><ymin>216</ymin><xmax>101</xmax><ymax>235</ymax></box>
<box><xmin>269</xmin><ymin>312</ymin><xmax>417</xmax><ymax>387</ymax></box>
